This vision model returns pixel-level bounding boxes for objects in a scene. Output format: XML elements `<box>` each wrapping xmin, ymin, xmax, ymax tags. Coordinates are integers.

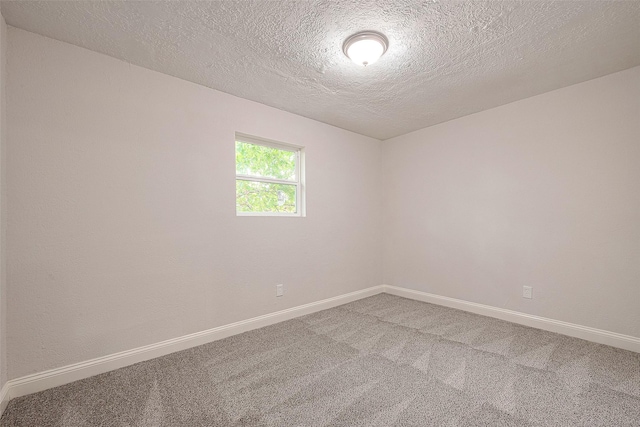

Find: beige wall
<box><xmin>6</xmin><ymin>27</ymin><xmax>382</xmax><ymax>379</ymax></box>
<box><xmin>382</xmin><ymin>66</ymin><xmax>640</xmax><ymax>337</ymax></box>
<box><xmin>0</xmin><ymin>13</ymin><xmax>7</xmax><ymax>389</ymax></box>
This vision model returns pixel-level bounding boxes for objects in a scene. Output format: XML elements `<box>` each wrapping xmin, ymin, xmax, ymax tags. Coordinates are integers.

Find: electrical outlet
<box><xmin>276</xmin><ymin>284</ymin><xmax>284</xmax><ymax>297</ymax></box>
<box><xmin>523</xmin><ymin>286</ymin><xmax>533</xmax><ymax>299</ymax></box>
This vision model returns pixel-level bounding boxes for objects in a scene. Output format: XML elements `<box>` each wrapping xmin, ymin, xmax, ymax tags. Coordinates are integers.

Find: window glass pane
<box><xmin>235</xmin><ymin>141</ymin><xmax>296</xmax><ymax>181</ymax></box>
<box><xmin>236</xmin><ymin>180</ymin><xmax>297</xmax><ymax>213</ymax></box>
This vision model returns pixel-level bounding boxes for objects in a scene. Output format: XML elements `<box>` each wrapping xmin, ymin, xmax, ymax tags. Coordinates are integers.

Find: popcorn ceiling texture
<box><xmin>2</xmin><ymin>0</ymin><xmax>639</xmax><ymax>140</ymax></box>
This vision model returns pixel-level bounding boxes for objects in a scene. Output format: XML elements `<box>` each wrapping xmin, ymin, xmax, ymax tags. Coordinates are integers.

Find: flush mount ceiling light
<box><xmin>343</xmin><ymin>31</ymin><xmax>388</xmax><ymax>66</ymax></box>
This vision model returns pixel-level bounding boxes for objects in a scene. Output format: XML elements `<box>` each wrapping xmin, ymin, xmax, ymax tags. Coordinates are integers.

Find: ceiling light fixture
<box><xmin>343</xmin><ymin>31</ymin><xmax>388</xmax><ymax>66</ymax></box>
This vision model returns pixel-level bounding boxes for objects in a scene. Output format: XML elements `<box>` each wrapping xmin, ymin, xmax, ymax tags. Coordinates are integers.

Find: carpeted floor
<box><xmin>2</xmin><ymin>294</ymin><xmax>640</xmax><ymax>426</ymax></box>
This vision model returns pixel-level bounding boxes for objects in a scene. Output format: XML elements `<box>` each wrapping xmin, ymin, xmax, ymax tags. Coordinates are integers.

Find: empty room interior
<box><xmin>0</xmin><ymin>0</ymin><xmax>638</xmax><ymax>426</ymax></box>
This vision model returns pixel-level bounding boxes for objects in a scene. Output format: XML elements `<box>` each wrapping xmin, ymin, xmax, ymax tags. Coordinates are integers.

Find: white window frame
<box><xmin>235</xmin><ymin>132</ymin><xmax>305</xmax><ymax>217</ymax></box>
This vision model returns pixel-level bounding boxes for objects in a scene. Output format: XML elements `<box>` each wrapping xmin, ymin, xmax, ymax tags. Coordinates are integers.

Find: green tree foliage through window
<box><xmin>236</xmin><ymin>141</ymin><xmax>296</xmax><ymax>180</ymax></box>
<box><xmin>235</xmin><ymin>140</ymin><xmax>299</xmax><ymax>214</ymax></box>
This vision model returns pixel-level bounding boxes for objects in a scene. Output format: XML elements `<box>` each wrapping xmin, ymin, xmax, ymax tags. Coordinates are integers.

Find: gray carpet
<box><xmin>2</xmin><ymin>294</ymin><xmax>640</xmax><ymax>426</ymax></box>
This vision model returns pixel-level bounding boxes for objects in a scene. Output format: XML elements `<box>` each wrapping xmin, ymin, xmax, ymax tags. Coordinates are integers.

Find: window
<box><xmin>235</xmin><ymin>133</ymin><xmax>305</xmax><ymax>216</ymax></box>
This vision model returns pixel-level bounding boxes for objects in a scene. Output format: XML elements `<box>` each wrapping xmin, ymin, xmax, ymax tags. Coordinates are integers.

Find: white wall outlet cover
<box><xmin>276</xmin><ymin>284</ymin><xmax>284</xmax><ymax>297</ymax></box>
<box><xmin>523</xmin><ymin>286</ymin><xmax>533</xmax><ymax>299</ymax></box>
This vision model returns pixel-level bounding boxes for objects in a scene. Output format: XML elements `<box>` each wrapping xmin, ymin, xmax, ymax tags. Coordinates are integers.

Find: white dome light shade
<box><xmin>343</xmin><ymin>32</ymin><xmax>388</xmax><ymax>66</ymax></box>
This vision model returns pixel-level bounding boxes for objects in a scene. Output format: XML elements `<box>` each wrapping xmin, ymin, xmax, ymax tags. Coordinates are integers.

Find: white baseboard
<box><xmin>0</xmin><ymin>382</ymin><xmax>9</xmax><ymax>415</ymax></box>
<box><xmin>383</xmin><ymin>284</ymin><xmax>640</xmax><ymax>353</ymax></box>
<box><xmin>4</xmin><ymin>283</ymin><xmax>639</xmax><ymax>415</ymax></box>
<box><xmin>4</xmin><ymin>285</ymin><xmax>384</xmax><ymax>405</ymax></box>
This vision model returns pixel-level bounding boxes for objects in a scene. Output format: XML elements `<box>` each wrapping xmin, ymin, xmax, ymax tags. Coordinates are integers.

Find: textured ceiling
<box><xmin>2</xmin><ymin>1</ymin><xmax>640</xmax><ymax>140</ymax></box>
